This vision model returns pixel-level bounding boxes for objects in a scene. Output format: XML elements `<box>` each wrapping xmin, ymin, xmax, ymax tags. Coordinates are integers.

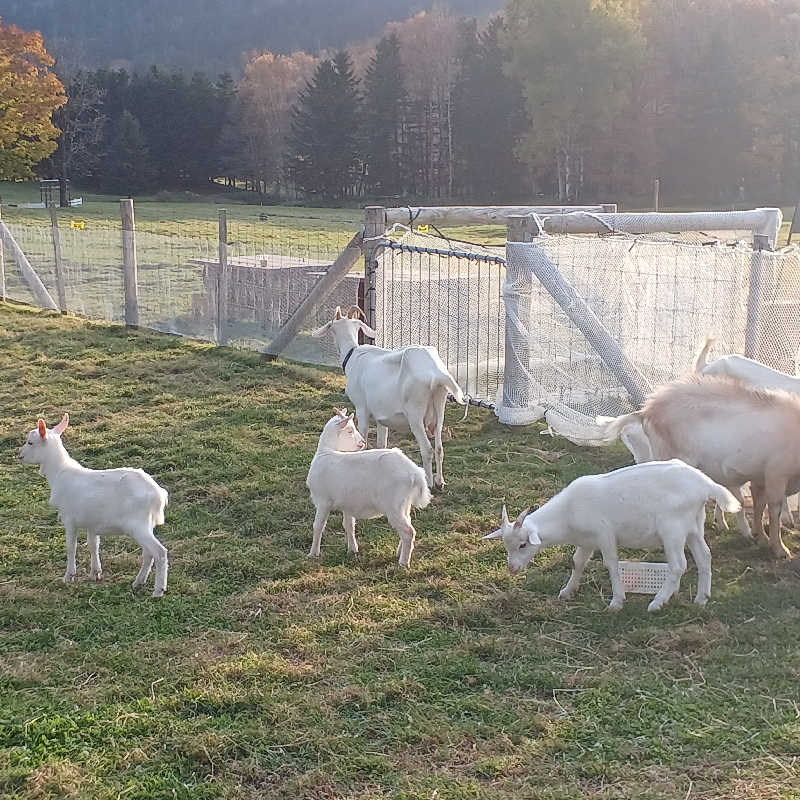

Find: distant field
<box><xmin>1</xmin><ymin>303</ymin><xmax>800</xmax><ymax>799</ymax></box>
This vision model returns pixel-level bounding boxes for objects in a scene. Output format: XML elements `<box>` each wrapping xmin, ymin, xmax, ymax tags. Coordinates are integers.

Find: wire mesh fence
<box><xmin>4</xmin><ymin>203</ymin><xmax>800</xmax><ymax>429</ymax></box>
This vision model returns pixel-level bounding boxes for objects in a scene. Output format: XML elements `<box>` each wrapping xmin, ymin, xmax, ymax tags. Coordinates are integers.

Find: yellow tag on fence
<box><xmin>70</xmin><ymin>220</ymin><xmax>86</xmax><ymax>230</ymax></box>
<box><xmin>417</xmin><ymin>224</ymin><xmax>429</xmax><ymax>233</ymax></box>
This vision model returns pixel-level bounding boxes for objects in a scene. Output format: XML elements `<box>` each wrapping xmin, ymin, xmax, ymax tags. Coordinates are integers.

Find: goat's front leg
<box><xmin>356</xmin><ymin>407</ymin><xmax>371</xmax><ymax>448</ymax></box>
<box><xmin>432</xmin><ymin>398</ymin><xmax>446</xmax><ymax>490</ymax></box>
<box><xmin>599</xmin><ymin>539</ymin><xmax>624</xmax><ymax>611</ymax></box>
<box><xmin>308</xmin><ymin>505</ymin><xmax>330</xmax><ymax>558</ymax></box>
<box><xmin>63</xmin><ymin>524</ymin><xmax>78</xmax><ymax>583</ymax></box>
<box><xmin>731</xmin><ymin>486</ymin><xmax>752</xmax><ymax>539</ymax></box>
<box><xmin>751</xmin><ymin>484</ymin><xmax>767</xmax><ymax>541</ymax></box>
<box><xmin>88</xmin><ymin>533</ymin><xmax>102</xmax><ymax>581</ymax></box>
<box><xmin>408</xmin><ymin>418</ymin><xmax>435</xmax><ymax>489</ymax></box>
<box><xmin>376</xmin><ymin>423</ymin><xmax>389</xmax><ymax>449</ymax></box>
<box><xmin>713</xmin><ymin>501</ymin><xmax>728</xmax><ymax>530</ymax></box>
<box><xmin>559</xmin><ymin>546</ymin><xmax>594</xmax><ymax>600</ymax></box>
<box><xmin>648</xmin><ymin>533</ymin><xmax>686</xmax><ymax>612</ymax></box>
<box><xmin>343</xmin><ymin>513</ymin><xmax>358</xmax><ymax>555</ymax></box>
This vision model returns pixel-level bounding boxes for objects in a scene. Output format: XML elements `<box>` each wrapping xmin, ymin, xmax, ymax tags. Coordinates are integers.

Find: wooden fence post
<box><xmin>502</xmin><ymin>215</ymin><xmax>537</xmax><ymax>412</ymax></box>
<box><xmin>0</xmin><ymin>205</ymin><xmax>5</xmax><ymax>302</ymax></box>
<box><xmin>49</xmin><ymin>207</ymin><xmax>67</xmax><ymax>313</ymax></box>
<box><xmin>787</xmin><ymin>198</ymin><xmax>800</xmax><ymax>245</ymax></box>
<box><xmin>363</xmin><ymin>206</ymin><xmax>386</xmax><ymax>340</ymax></box>
<box><xmin>217</xmin><ymin>209</ymin><xmax>230</xmax><ymax>344</ymax></box>
<box><xmin>745</xmin><ymin>233</ymin><xmax>771</xmax><ymax>359</ymax></box>
<box><xmin>120</xmin><ymin>199</ymin><xmax>139</xmax><ymax>326</ymax></box>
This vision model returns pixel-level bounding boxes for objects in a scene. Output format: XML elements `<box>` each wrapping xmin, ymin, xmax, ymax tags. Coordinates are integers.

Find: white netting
<box><xmin>501</xmin><ymin>235</ymin><xmax>800</xmax><ymax>439</ymax></box>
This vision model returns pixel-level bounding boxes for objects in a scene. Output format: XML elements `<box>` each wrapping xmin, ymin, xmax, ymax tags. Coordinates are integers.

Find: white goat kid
<box><xmin>312</xmin><ymin>306</ymin><xmax>466</xmax><ymax>490</ymax></box>
<box><xmin>483</xmin><ymin>460</ymin><xmax>738</xmax><ymax>611</ymax></box>
<box><xmin>306</xmin><ymin>408</ymin><xmax>431</xmax><ymax>566</ymax></box>
<box><xmin>694</xmin><ymin>335</ymin><xmax>800</xmax><ymax>528</ymax></box>
<box><xmin>18</xmin><ymin>414</ymin><xmax>170</xmax><ymax>596</ymax></box>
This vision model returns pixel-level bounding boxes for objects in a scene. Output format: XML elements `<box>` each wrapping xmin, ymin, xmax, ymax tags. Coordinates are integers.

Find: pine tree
<box><xmin>101</xmin><ymin>110</ymin><xmax>153</xmax><ymax>195</ymax></box>
<box><xmin>287</xmin><ymin>51</ymin><xmax>361</xmax><ymax>201</ymax></box>
<box><xmin>452</xmin><ymin>17</ymin><xmax>529</xmax><ymax>202</ymax></box>
<box><xmin>362</xmin><ymin>34</ymin><xmax>407</xmax><ymax>198</ymax></box>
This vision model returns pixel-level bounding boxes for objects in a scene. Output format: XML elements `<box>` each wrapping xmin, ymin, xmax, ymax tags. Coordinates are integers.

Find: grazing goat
<box><xmin>306</xmin><ymin>407</ymin><xmax>431</xmax><ymax>566</ymax></box>
<box><xmin>18</xmin><ymin>414</ymin><xmax>169</xmax><ymax>596</ymax></box>
<box><xmin>483</xmin><ymin>460</ymin><xmax>737</xmax><ymax>611</ymax></box>
<box><xmin>598</xmin><ymin>375</ymin><xmax>800</xmax><ymax>558</ymax></box>
<box><xmin>312</xmin><ymin>305</ymin><xmax>467</xmax><ymax>489</ymax></box>
<box><xmin>694</xmin><ymin>335</ymin><xmax>800</xmax><ymax>528</ymax></box>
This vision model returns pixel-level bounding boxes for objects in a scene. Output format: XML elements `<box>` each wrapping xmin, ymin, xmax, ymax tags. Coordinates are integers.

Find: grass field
<box><xmin>1</xmin><ymin>302</ymin><xmax>799</xmax><ymax>799</ymax></box>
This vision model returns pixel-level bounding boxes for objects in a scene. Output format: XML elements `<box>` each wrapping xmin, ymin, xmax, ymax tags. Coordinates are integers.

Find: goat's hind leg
<box><xmin>648</xmin><ymin>532</ymin><xmax>687</xmax><ymax>612</ymax></box>
<box><xmin>132</xmin><ymin>549</ymin><xmax>154</xmax><ymax>589</ymax></box>
<box><xmin>343</xmin><ymin>513</ymin><xmax>358</xmax><ymax>555</ymax></box>
<box><xmin>408</xmin><ymin>417</ymin><xmax>435</xmax><ymax>490</ymax></box>
<box><xmin>133</xmin><ymin>528</ymin><xmax>168</xmax><ymax>597</ymax></box>
<box><xmin>88</xmin><ymin>532</ymin><xmax>103</xmax><ymax>581</ymax></box>
<box><xmin>686</xmin><ymin>508</ymin><xmax>712</xmax><ymax>606</ymax></box>
<box><xmin>390</xmin><ymin>511</ymin><xmax>417</xmax><ymax>568</ymax></box>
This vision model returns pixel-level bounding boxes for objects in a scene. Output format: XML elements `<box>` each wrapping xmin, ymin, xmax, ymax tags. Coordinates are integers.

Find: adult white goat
<box><xmin>312</xmin><ymin>305</ymin><xmax>466</xmax><ymax>489</ymax></box>
<box><xmin>598</xmin><ymin>375</ymin><xmax>800</xmax><ymax>558</ymax></box>
<box><xmin>18</xmin><ymin>414</ymin><xmax>170</xmax><ymax>596</ymax></box>
<box><xmin>483</xmin><ymin>460</ymin><xmax>738</xmax><ymax>611</ymax></box>
<box><xmin>694</xmin><ymin>335</ymin><xmax>800</xmax><ymax>528</ymax></box>
<box><xmin>306</xmin><ymin>407</ymin><xmax>431</xmax><ymax>566</ymax></box>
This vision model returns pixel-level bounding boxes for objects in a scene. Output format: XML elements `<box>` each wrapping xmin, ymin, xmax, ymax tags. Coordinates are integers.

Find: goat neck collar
<box><xmin>341</xmin><ymin>346</ymin><xmax>356</xmax><ymax>373</ymax></box>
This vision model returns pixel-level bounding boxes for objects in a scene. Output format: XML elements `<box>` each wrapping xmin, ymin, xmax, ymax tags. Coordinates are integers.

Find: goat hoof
<box><xmin>62</xmin><ymin>573</ymin><xmax>76</xmax><ymax>584</ymax></box>
<box><xmin>694</xmin><ymin>595</ymin><xmax>710</xmax><ymax>607</ymax></box>
<box><xmin>772</xmin><ymin>545</ymin><xmax>793</xmax><ymax>560</ymax></box>
<box><xmin>608</xmin><ymin>599</ymin><xmax>624</xmax><ymax>611</ymax></box>
<box><xmin>307</xmin><ymin>551</ymin><xmax>320</xmax><ymax>559</ymax></box>
<box><xmin>647</xmin><ymin>600</ymin><xmax>664</xmax><ymax>612</ymax></box>
<box><xmin>558</xmin><ymin>588</ymin><xmax>574</xmax><ymax>600</ymax></box>
<box><xmin>151</xmin><ymin>588</ymin><xmax>166</xmax><ymax>598</ymax></box>
<box><xmin>89</xmin><ymin>571</ymin><xmax>103</xmax><ymax>582</ymax></box>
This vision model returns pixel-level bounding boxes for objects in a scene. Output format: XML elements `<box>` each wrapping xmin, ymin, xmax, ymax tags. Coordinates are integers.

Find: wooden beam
<box><xmin>266</xmin><ymin>230</ymin><xmax>364</xmax><ymax>357</ymax></box>
<box><xmin>384</xmin><ymin>205</ymin><xmax>617</xmax><ymax>227</ymax></box>
<box><xmin>0</xmin><ymin>221</ymin><xmax>58</xmax><ymax>310</ymax></box>
<box><xmin>217</xmin><ymin>209</ymin><xmax>230</xmax><ymax>344</ymax></box>
<box><xmin>50</xmin><ymin>207</ymin><xmax>67</xmax><ymax>313</ymax></box>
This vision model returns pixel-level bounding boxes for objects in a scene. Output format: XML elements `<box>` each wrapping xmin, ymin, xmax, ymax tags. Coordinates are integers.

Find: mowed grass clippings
<box><xmin>0</xmin><ymin>302</ymin><xmax>799</xmax><ymax>800</ymax></box>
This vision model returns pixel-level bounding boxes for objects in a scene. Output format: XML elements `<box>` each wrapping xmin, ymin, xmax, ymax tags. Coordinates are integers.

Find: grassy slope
<box><xmin>1</xmin><ymin>303</ymin><xmax>799</xmax><ymax>799</ymax></box>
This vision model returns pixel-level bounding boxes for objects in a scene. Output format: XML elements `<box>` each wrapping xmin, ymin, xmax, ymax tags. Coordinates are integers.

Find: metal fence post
<box><xmin>49</xmin><ymin>207</ymin><xmax>67</xmax><ymax>313</ymax></box>
<box><xmin>363</xmin><ymin>206</ymin><xmax>386</xmax><ymax>340</ymax></box>
<box><xmin>120</xmin><ymin>199</ymin><xmax>139</xmax><ymax>326</ymax></box>
<box><xmin>218</xmin><ymin>209</ymin><xmax>230</xmax><ymax>344</ymax></box>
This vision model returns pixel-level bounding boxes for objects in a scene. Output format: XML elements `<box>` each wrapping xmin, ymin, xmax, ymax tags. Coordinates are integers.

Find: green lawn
<box><xmin>1</xmin><ymin>302</ymin><xmax>799</xmax><ymax>799</ymax></box>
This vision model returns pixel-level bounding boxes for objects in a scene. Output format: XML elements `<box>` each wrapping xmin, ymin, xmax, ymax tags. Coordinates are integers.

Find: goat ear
<box><xmin>514</xmin><ymin>508</ymin><xmax>531</xmax><ymax>529</ymax></box>
<box><xmin>482</xmin><ymin>528</ymin><xmax>504</xmax><ymax>540</ymax></box>
<box><xmin>347</xmin><ymin>305</ymin><xmax>366</xmax><ymax>321</ymax></box>
<box><xmin>53</xmin><ymin>413</ymin><xmax>69</xmax><ymax>435</ymax></box>
<box><xmin>527</xmin><ymin>527</ymin><xmax>541</xmax><ymax>546</ymax></box>
<box><xmin>37</xmin><ymin>419</ymin><xmax>47</xmax><ymax>439</ymax></box>
<box><xmin>311</xmin><ymin>321</ymin><xmax>332</xmax><ymax>338</ymax></box>
<box><xmin>334</xmin><ymin>306</ymin><xmax>343</xmax><ymax>320</ymax></box>
<box><xmin>357</xmin><ymin>321</ymin><xmax>377</xmax><ymax>339</ymax></box>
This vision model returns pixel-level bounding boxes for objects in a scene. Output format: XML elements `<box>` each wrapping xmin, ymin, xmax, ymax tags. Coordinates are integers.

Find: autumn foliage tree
<box><xmin>0</xmin><ymin>19</ymin><xmax>66</xmax><ymax>179</ymax></box>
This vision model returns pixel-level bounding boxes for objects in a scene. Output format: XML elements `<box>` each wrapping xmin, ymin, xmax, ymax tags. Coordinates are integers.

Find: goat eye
<box><xmin>519</xmin><ymin>542</ymin><xmax>528</xmax><ymax>549</ymax></box>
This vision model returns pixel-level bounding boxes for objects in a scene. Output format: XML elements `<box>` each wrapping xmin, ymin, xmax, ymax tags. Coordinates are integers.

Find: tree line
<box><xmin>11</xmin><ymin>0</ymin><xmax>800</xmax><ymax>207</ymax></box>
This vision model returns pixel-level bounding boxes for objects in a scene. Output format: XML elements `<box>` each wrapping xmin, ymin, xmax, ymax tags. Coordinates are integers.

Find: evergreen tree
<box><xmin>362</xmin><ymin>34</ymin><xmax>407</xmax><ymax>197</ymax></box>
<box><xmin>452</xmin><ymin>17</ymin><xmax>529</xmax><ymax>202</ymax></box>
<box><xmin>287</xmin><ymin>51</ymin><xmax>361</xmax><ymax>200</ymax></box>
<box><xmin>100</xmin><ymin>110</ymin><xmax>153</xmax><ymax>195</ymax></box>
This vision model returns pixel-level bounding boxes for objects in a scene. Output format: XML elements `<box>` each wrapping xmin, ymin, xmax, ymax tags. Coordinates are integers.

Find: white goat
<box><xmin>598</xmin><ymin>375</ymin><xmax>800</xmax><ymax>558</ymax></box>
<box><xmin>313</xmin><ymin>305</ymin><xmax>467</xmax><ymax>490</ymax></box>
<box><xmin>694</xmin><ymin>335</ymin><xmax>800</xmax><ymax>528</ymax></box>
<box><xmin>306</xmin><ymin>407</ymin><xmax>431</xmax><ymax>566</ymax></box>
<box><xmin>18</xmin><ymin>414</ymin><xmax>170</xmax><ymax>596</ymax></box>
<box><xmin>483</xmin><ymin>460</ymin><xmax>738</xmax><ymax>611</ymax></box>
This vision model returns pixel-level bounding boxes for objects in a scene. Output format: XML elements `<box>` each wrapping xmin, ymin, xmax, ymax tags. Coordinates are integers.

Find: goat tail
<box><xmin>410</xmin><ymin>468</ymin><xmax>432</xmax><ymax>511</ymax></box>
<box><xmin>440</xmin><ymin>373</ymin><xmax>469</xmax><ymax>422</ymax></box>
<box><xmin>709</xmin><ymin>482</ymin><xmax>740</xmax><ymax>514</ymax></box>
<box><xmin>693</xmin><ymin>335</ymin><xmax>717</xmax><ymax>373</ymax></box>
<box><xmin>154</xmin><ymin>486</ymin><xmax>169</xmax><ymax>526</ymax></box>
<box><xmin>595</xmin><ymin>411</ymin><xmax>644</xmax><ymax>444</ymax></box>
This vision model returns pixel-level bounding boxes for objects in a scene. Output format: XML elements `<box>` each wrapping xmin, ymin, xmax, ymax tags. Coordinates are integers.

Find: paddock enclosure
<box><xmin>1</xmin><ymin>303</ymin><xmax>799</xmax><ymax>800</ymax></box>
